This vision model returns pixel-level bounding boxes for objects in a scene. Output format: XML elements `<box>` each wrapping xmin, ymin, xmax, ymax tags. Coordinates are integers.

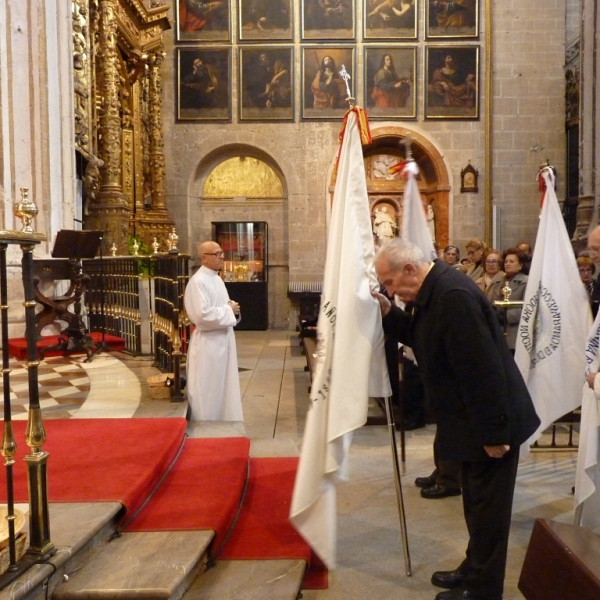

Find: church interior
<box><xmin>0</xmin><ymin>0</ymin><xmax>599</xmax><ymax>598</ymax></box>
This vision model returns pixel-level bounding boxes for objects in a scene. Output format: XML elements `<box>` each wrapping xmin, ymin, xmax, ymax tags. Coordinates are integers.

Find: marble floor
<box><xmin>2</xmin><ymin>330</ymin><xmax>583</xmax><ymax>599</ymax></box>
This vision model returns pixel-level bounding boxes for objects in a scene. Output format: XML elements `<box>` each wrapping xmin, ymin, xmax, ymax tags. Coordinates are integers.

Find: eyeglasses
<box><xmin>204</xmin><ymin>251</ymin><xmax>225</xmax><ymax>257</ymax></box>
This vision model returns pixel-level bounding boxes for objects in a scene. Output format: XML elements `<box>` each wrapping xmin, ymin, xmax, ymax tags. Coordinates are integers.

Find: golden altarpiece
<box><xmin>74</xmin><ymin>0</ymin><xmax>172</xmax><ymax>253</ymax></box>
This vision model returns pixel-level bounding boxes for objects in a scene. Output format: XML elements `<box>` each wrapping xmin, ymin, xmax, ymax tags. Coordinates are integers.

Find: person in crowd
<box><xmin>184</xmin><ymin>241</ymin><xmax>243</xmax><ymax>422</ymax></box>
<box><xmin>464</xmin><ymin>238</ymin><xmax>487</xmax><ymax>281</ymax></box>
<box><xmin>577</xmin><ymin>256</ymin><xmax>595</xmax><ymax>300</ymax></box>
<box><xmin>588</xmin><ymin>226</ymin><xmax>600</xmax><ymax>317</ymax></box>
<box><xmin>516</xmin><ymin>241</ymin><xmax>532</xmax><ymax>275</ymax></box>
<box><xmin>373</xmin><ymin>238</ymin><xmax>540</xmax><ymax>600</ymax></box>
<box><xmin>488</xmin><ymin>247</ymin><xmax>529</xmax><ymax>353</ymax></box>
<box><xmin>441</xmin><ymin>244</ymin><xmax>461</xmax><ymax>268</ymax></box>
<box><xmin>475</xmin><ymin>249</ymin><xmax>505</xmax><ymax>300</ymax></box>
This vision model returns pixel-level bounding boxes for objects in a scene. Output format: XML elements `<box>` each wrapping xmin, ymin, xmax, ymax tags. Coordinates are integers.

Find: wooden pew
<box><xmin>518</xmin><ymin>518</ymin><xmax>600</xmax><ymax>600</ymax></box>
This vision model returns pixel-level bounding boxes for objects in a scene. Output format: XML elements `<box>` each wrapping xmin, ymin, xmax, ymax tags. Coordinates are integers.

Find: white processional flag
<box><xmin>514</xmin><ymin>167</ymin><xmax>592</xmax><ymax>453</ymax></box>
<box><xmin>289</xmin><ymin>108</ymin><xmax>391</xmax><ymax>568</ymax></box>
<box><xmin>574</xmin><ymin>312</ymin><xmax>600</xmax><ymax>530</ymax></box>
<box><xmin>400</xmin><ymin>160</ymin><xmax>438</xmax><ymax>260</ymax></box>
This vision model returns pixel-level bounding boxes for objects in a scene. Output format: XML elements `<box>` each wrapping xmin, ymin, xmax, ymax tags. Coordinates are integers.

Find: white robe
<box><xmin>184</xmin><ymin>266</ymin><xmax>243</xmax><ymax>421</ymax></box>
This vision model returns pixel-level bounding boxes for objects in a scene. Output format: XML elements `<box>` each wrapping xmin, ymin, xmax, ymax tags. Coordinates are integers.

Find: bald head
<box><xmin>197</xmin><ymin>240</ymin><xmax>224</xmax><ymax>271</ymax></box>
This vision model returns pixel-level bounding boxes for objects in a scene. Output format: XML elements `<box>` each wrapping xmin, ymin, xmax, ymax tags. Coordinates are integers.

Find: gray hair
<box><xmin>375</xmin><ymin>238</ymin><xmax>429</xmax><ymax>271</ymax></box>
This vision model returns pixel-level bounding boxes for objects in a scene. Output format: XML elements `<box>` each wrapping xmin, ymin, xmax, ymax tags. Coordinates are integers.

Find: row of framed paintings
<box><xmin>177</xmin><ymin>0</ymin><xmax>479</xmax><ymax>43</ymax></box>
<box><xmin>177</xmin><ymin>45</ymin><xmax>479</xmax><ymax>121</ymax></box>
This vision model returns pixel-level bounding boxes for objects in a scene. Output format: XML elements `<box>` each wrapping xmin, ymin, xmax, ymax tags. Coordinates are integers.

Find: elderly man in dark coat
<box><xmin>373</xmin><ymin>238</ymin><xmax>540</xmax><ymax>600</ymax></box>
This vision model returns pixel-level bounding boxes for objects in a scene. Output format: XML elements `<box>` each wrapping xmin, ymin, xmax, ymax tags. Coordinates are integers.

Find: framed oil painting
<box><xmin>238</xmin><ymin>0</ymin><xmax>293</xmax><ymax>41</ymax></box>
<box><xmin>176</xmin><ymin>0</ymin><xmax>231</xmax><ymax>42</ymax></box>
<box><xmin>425</xmin><ymin>46</ymin><xmax>479</xmax><ymax>120</ymax></box>
<box><xmin>364</xmin><ymin>0</ymin><xmax>417</xmax><ymax>41</ymax></box>
<box><xmin>426</xmin><ymin>0</ymin><xmax>478</xmax><ymax>39</ymax></box>
<box><xmin>301</xmin><ymin>47</ymin><xmax>354</xmax><ymax>120</ymax></box>
<box><xmin>365</xmin><ymin>47</ymin><xmax>417</xmax><ymax>119</ymax></box>
<box><xmin>301</xmin><ymin>0</ymin><xmax>355</xmax><ymax>41</ymax></box>
<box><xmin>239</xmin><ymin>47</ymin><xmax>294</xmax><ymax>121</ymax></box>
<box><xmin>177</xmin><ymin>48</ymin><xmax>231</xmax><ymax>121</ymax></box>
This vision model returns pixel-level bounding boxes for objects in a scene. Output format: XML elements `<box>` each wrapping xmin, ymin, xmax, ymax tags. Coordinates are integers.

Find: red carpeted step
<box><xmin>0</xmin><ymin>418</ymin><xmax>186</xmax><ymax>519</ymax></box>
<box><xmin>7</xmin><ymin>332</ymin><xmax>125</xmax><ymax>360</ymax></box>
<box><xmin>124</xmin><ymin>437</ymin><xmax>251</xmax><ymax>550</ymax></box>
<box><xmin>218</xmin><ymin>457</ymin><xmax>328</xmax><ymax>590</ymax></box>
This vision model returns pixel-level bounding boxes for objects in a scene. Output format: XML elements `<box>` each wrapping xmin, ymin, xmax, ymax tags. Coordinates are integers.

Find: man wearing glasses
<box><xmin>184</xmin><ymin>241</ymin><xmax>243</xmax><ymax>422</ymax></box>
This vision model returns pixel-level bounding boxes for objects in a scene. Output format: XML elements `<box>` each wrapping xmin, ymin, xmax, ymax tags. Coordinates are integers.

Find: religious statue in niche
<box><xmin>373</xmin><ymin>205</ymin><xmax>398</xmax><ymax>244</ymax></box>
<box><xmin>425</xmin><ymin>200</ymin><xmax>436</xmax><ymax>244</ymax></box>
<box><xmin>372</xmin><ymin>154</ymin><xmax>402</xmax><ymax>181</ymax></box>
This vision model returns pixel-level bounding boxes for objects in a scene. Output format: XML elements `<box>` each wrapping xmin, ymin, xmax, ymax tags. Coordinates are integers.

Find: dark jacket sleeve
<box><xmin>382</xmin><ymin>304</ymin><xmax>412</xmax><ymax>347</ymax></box>
<box><xmin>437</xmin><ymin>288</ymin><xmax>512</xmax><ymax>446</ymax></box>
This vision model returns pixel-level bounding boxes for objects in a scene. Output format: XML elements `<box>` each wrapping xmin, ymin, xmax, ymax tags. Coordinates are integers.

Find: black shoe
<box><xmin>414</xmin><ymin>473</ymin><xmax>437</xmax><ymax>488</ymax></box>
<box><xmin>420</xmin><ymin>484</ymin><xmax>462</xmax><ymax>499</ymax></box>
<box><xmin>431</xmin><ymin>569</ymin><xmax>466</xmax><ymax>589</ymax></box>
<box><xmin>402</xmin><ymin>420</ymin><xmax>426</xmax><ymax>431</ymax></box>
<box><xmin>435</xmin><ymin>589</ymin><xmax>500</xmax><ymax>600</ymax></box>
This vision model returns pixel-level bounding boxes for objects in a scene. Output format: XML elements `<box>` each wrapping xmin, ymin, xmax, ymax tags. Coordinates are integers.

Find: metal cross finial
<box><xmin>400</xmin><ymin>134</ymin><xmax>414</xmax><ymax>161</ymax></box>
<box><xmin>339</xmin><ymin>64</ymin><xmax>354</xmax><ymax>106</ymax></box>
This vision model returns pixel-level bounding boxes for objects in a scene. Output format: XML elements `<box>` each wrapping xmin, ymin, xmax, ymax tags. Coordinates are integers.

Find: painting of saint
<box><xmin>177</xmin><ymin>49</ymin><xmax>231</xmax><ymax>121</ymax></box>
<box><xmin>239</xmin><ymin>48</ymin><xmax>294</xmax><ymax>121</ymax></box>
<box><xmin>302</xmin><ymin>0</ymin><xmax>355</xmax><ymax>40</ymax></box>
<box><xmin>426</xmin><ymin>0</ymin><xmax>478</xmax><ymax>39</ymax></box>
<box><xmin>302</xmin><ymin>47</ymin><xmax>354</xmax><ymax>119</ymax></box>
<box><xmin>365</xmin><ymin>47</ymin><xmax>417</xmax><ymax>119</ymax></box>
<box><xmin>177</xmin><ymin>0</ymin><xmax>230</xmax><ymax>42</ymax></box>
<box><xmin>425</xmin><ymin>46</ymin><xmax>478</xmax><ymax>119</ymax></box>
<box><xmin>239</xmin><ymin>0</ymin><xmax>292</xmax><ymax>41</ymax></box>
<box><xmin>364</xmin><ymin>0</ymin><xmax>417</xmax><ymax>40</ymax></box>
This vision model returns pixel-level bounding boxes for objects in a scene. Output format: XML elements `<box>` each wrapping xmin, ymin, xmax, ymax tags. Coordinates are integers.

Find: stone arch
<box><xmin>185</xmin><ymin>138</ymin><xmax>299</xmax><ymax>329</ymax></box>
<box><xmin>328</xmin><ymin>125</ymin><xmax>452</xmax><ymax>250</ymax></box>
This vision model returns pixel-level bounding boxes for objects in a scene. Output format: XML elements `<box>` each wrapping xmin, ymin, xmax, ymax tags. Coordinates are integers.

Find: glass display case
<box><xmin>212</xmin><ymin>221</ymin><xmax>268</xmax><ymax>330</ymax></box>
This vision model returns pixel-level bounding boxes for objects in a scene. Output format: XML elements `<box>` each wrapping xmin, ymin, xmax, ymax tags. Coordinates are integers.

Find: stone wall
<box><xmin>161</xmin><ymin>0</ymin><xmax>566</xmax><ymax>327</ymax></box>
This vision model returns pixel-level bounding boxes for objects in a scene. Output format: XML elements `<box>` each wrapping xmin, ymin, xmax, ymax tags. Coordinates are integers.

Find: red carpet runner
<box><xmin>7</xmin><ymin>332</ymin><xmax>125</xmax><ymax>360</ymax></box>
<box><xmin>0</xmin><ymin>418</ymin><xmax>327</xmax><ymax>590</ymax></box>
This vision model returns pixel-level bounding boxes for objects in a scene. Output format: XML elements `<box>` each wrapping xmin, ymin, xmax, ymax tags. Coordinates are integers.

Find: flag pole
<box><xmin>338</xmin><ymin>66</ymin><xmax>412</xmax><ymax>575</ymax></box>
<box><xmin>384</xmin><ymin>394</ymin><xmax>412</xmax><ymax>575</ymax></box>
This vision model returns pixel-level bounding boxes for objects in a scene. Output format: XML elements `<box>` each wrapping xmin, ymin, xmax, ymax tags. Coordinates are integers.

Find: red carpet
<box><xmin>218</xmin><ymin>458</ymin><xmax>328</xmax><ymax>589</ymax></box>
<box><xmin>0</xmin><ymin>418</ymin><xmax>186</xmax><ymax>519</ymax></box>
<box><xmin>125</xmin><ymin>437</ymin><xmax>250</xmax><ymax>549</ymax></box>
<box><xmin>7</xmin><ymin>332</ymin><xmax>125</xmax><ymax>360</ymax></box>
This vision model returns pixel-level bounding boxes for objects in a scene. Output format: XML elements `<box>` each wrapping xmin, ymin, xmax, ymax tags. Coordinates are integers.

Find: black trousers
<box><xmin>457</xmin><ymin>448</ymin><xmax>520</xmax><ymax>600</ymax></box>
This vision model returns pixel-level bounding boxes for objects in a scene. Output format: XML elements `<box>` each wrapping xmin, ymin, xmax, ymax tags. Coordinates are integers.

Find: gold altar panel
<box><xmin>203</xmin><ymin>157</ymin><xmax>284</xmax><ymax>198</ymax></box>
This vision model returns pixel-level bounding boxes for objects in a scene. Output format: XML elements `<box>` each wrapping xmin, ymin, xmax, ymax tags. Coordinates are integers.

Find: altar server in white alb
<box><xmin>184</xmin><ymin>241</ymin><xmax>243</xmax><ymax>422</ymax></box>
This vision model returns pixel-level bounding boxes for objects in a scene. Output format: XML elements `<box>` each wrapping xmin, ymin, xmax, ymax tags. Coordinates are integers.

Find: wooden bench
<box><xmin>302</xmin><ymin>337</ymin><xmax>317</xmax><ymax>392</ymax></box>
<box><xmin>519</xmin><ymin>518</ymin><xmax>600</xmax><ymax>600</ymax></box>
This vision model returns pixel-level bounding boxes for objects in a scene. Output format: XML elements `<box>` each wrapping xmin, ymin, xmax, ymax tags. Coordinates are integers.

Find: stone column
<box><xmin>86</xmin><ymin>0</ymin><xmax>131</xmax><ymax>254</ymax></box>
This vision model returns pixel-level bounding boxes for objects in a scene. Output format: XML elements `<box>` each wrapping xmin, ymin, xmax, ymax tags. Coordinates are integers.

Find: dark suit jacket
<box><xmin>382</xmin><ymin>261</ymin><xmax>540</xmax><ymax>461</ymax></box>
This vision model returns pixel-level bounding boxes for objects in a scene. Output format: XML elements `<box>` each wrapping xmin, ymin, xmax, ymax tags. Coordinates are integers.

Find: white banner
<box><xmin>290</xmin><ymin>110</ymin><xmax>391</xmax><ymax>568</ymax></box>
<box><xmin>514</xmin><ymin>168</ymin><xmax>592</xmax><ymax>452</ymax></box>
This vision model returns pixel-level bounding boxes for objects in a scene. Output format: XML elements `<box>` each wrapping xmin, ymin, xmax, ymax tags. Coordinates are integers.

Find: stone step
<box><xmin>0</xmin><ymin>502</ymin><xmax>123</xmax><ymax>600</ymax></box>
<box><xmin>182</xmin><ymin>559</ymin><xmax>306</xmax><ymax>600</ymax></box>
<box><xmin>54</xmin><ymin>530</ymin><xmax>213</xmax><ymax>600</ymax></box>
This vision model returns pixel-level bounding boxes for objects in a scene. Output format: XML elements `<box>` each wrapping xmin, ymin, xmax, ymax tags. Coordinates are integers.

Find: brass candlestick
<box><xmin>13</xmin><ymin>188</ymin><xmax>39</xmax><ymax>234</ymax></box>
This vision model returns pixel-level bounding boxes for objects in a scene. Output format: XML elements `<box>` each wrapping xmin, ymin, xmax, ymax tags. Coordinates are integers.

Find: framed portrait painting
<box><xmin>177</xmin><ymin>48</ymin><xmax>231</xmax><ymax>121</ymax></box>
<box><xmin>426</xmin><ymin>0</ymin><xmax>478</xmax><ymax>39</ymax></box>
<box><xmin>301</xmin><ymin>0</ymin><xmax>355</xmax><ymax>41</ymax></box>
<box><xmin>364</xmin><ymin>0</ymin><xmax>417</xmax><ymax>41</ymax></box>
<box><xmin>239</xmin><ymin>47</ymin><xmax>294</xmax><ymax>121</ymax></box>
<box><xmin>176</xmin><ymin>0</ymin><xmax>231</xmax><ymax>42</ymax></box>
<box><xmin>365</xmin><ymin>47</ymin><xmax>417</xmax><ymax>119</ymax></box>
<box><xmin>301</xmin><ymin>47</ymin><xmax>354</xmax><ymax>120</ymax></box>
<box><xmin>238</xmin><ymin>0</ymin><xmax>293</xmax><ymax>41</ymax></box>
<box><xmin>425</xmin><ymin>46</ymin><xmax>479</xmax><ymax>120</ymax></box>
